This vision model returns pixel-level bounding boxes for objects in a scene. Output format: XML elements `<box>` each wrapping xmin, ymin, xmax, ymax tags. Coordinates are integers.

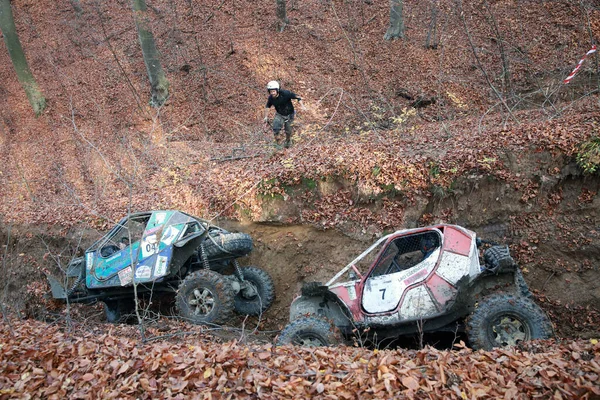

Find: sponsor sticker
<box><xmin>118</xmin><ymin>266</ymin><xmax>133</xmax><ymax>286</ymax></box>
<box><xmin>86</xmin><ymin>253</ymin><xmax>94</xmax><ymax>271</ymax></box>
<box><xmin>135</xmin><ymin>265</ymin><xmax>152</xmax><ymax>279</ymax></box>
<box><xmin>155</xmin><ymin>256</ymin><xmax>168</xmax><ymax>277</ymax></box>
<box><xmin>161</xmin><ymin>225</ymin><xmax>180</xmax><ymax>246</ymax></box>
<box><xmin>155</xmin><ymin>212</ymin><xmax>166</xmax><ymax>224</ymax></box>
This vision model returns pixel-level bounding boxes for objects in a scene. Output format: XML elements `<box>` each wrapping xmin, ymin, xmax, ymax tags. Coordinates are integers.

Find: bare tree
<box><xmin>131</xmin><ymin>0</ymin><xmax>170</xmax><ymax>107</ymax></box>
<box><xmin>456</xmin><ymin>0</ymin><xmax>518</xmax><ymax>124</ymax></box>
<box><xmin>384</xmin><ymin>0</ymin><xmax>404</xmax><ymax>41</ymax></box>
<box><xmin>276</xmin><ymin>0</ymin><xmax>289</xmax><ymax>32</ymax></box>
<box><xmin>579</xmin><ymin>0</ymin><xmax>599</xmax><ymax>94</ymax></box>
<box><xmin>483</xmin><ymin>1</ymin><xmax>512</xmax><ymax>96</ymax></box>
<box><xmin>425</xmin><ymin>0</ymin><xmax>439</xmax><ymax>49</ymax></box>
<box><xmin>69</xmin><ymin>0</ymin><xmax>83</xmax><ymax>16</ymax></box>
<box><xmin>0</xmin><ymin>0</ymin><xmax>46</xmax><ymax>116</ymax></box>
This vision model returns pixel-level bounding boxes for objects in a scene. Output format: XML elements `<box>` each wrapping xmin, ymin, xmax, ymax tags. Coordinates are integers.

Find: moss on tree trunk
<box><xmin>132</xmin><ymin>0</ymin><xmax>169</xmax><ymax>107</ymax></box>
<box><xmin>0</xmin><ymin>0</ymin><xmax>46</xmax><ymax>116</ymax></box>
<box><xmin>276</xmin><ymin>0</ymin><xmax>289</xmax><ymax>32</ymax></box>
<box><xmin>384</xmin><ymin>0</ymin><xmax>404</xmax><ymax>41</ymax></box>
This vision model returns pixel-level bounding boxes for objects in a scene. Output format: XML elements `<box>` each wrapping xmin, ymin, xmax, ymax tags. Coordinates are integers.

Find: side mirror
<box><xmin>348</xmin><ymin>270</ymin><xmax>358</xmax><ymax>280</ymax></box>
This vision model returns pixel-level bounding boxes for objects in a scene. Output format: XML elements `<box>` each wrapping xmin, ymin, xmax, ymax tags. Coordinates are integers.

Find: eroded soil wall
<box><xmin>1</xmin><ymin>151</ymin><xmax>599</xmax><ymax>338</ymax></box>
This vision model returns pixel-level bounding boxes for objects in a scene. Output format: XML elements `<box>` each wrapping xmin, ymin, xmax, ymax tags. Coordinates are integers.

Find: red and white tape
<box><xmin>563</xmin><ymin>45</ymin><xmax>597</xmax><ymax>84</ymax></box>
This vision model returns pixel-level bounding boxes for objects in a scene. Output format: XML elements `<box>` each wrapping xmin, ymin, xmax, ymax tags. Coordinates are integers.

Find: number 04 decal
<box><xmin>379</xmin><ymin>288</ymin><xmax>386</xmax><ymax>300</ymax></box>
<box><xmin>145</xmin><ymin>242</ymin><xmax>159</xmax><ymax>253</ymax></box>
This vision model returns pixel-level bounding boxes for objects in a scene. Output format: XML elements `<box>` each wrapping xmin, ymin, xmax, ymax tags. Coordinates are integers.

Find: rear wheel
<box><xmin>65</xmin><ymin>258</ymin><xmax>86</xmax><ymax>297</ymax></box>
<box><xmin>277</xmin><ymin>315</ymin><xmax>343</xmax><ymax>347</ymax></box>
<box><xmin>514</xmin><ymin>269</ymin><xmax>531</xmax><ymax>298</ymax></box>
<box><xmin>467</xmin><ymin>294</ymin><xmax>553</xmax><ymax>350</ymax></box>
<box><xmin>483</xmin><ymin>246</ymin><xmax>515</xmax><ymax>273</ymax></box>
<box><xmin>233</xmin><ymin>266</ymin><xmax>275</xmax><ymax>316</ymax></box>
<box><xmin>176</xmin><ymin>270</ymin><xmax>235</xmax><ymax>325</ymax></box>
<box><xmin>200</xmin><ymin>232</ymin><xmax>253</xmax><ymax>260</ymax></box>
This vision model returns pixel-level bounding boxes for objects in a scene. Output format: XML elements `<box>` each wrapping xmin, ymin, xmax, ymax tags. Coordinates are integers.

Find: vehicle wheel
<box><xmin>467</xmin><ymin>294</ymin><xmax>553</xmax><ymax>351</ymax></box>
<box><xmin>176</xmin><ymin>269</ymin><xmax>235</xmax><ymax>325</ymax></box>
<box><xmin>300</xmin><ymin>282</ymin><xmax>327</xmax><ymax>296</ymax></box>
<box><xmin>200</xmin><ymin>232</ymin><xmax>254</xmax><ymax>260</ymax></box>
<box><xmin>276</xmin><ymin>315</ymin><xmax>343</xmax><ymax>347</ymax></box>
<box><xmin>483</xmin><ymin>245</ymin><xmax>515</xmax><ymax>273</ymax></box>
<box><xmin>514</xmin><ymin>269</ymin><xmax>531</xmax><ymax>298</ymax></box>
<box><xmin>104</xmin><ymin>299</ymin><xmax>135</xmax><ymax>323</ymax></box>
<box><xmin>233</xmin><ymin>266</ymin><xmax>275</xmax><ymax>316</ymax></box>
<box><xmin>66</xmin><ymin>258</ymin><xmax>86</xmax><ymax>297</ymax></box>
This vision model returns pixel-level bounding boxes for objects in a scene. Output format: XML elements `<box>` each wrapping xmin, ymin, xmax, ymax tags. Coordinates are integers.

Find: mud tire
<box><xmin>300</xmin><ymin>282</ymin><xmax>328</xmax><ymax>296</ymax></box>
<box><xmin>234</xmin><ymin>266</ymin><xmax>275</xmax><ymax>316</ymax></box>
<box><xmin>277</xmin><ymin>315</ymin><xmax>343</xmax><ymax>347</ymax></box>
<box><xmin>200</xmin><ymin>232</ymin><xmax>253</xmax><ymax>260</ymax></box>
<box><xmin>467</xmin><ymin>294</ymin><xmax>553</xmax><ymax>351</ymax></box>
<box><xmin>514</xmin><ymin>269</ymin><xmax>531</xmax><ymax>298</ymax></box>
<box><xmin>484</xmin><ymin>245</ymin><xmax>516</xmax><ymax>273</ymax></box>
<box><xmin>176</xmin><ymin>270</ymin><xmax>235</xmax><ymax>325</ymax></box>
<box><xmin>66</xmin><ymin>258</ymin><xmax>86</xmax><ymax>297</ymax></box>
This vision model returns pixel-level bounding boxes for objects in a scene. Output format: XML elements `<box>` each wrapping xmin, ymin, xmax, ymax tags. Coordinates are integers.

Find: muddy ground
<box><xmin>1</xmin><ymin>199</ymin><xmax>599</xmax><ymax>344</ymax></box>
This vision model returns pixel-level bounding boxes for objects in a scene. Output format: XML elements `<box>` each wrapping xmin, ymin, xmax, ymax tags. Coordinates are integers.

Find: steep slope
<box><xmin>0</xmin><ymin>0</ymin><xmax>599</xmax><ymax>341</ymax></box>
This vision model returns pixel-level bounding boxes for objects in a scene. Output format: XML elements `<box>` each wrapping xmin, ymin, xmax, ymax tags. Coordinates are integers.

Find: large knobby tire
<box><xmin>200</xmin><ymin>232</ymin><xmax>253</xmax><ymax>260</ymax></box>
<box><xmin>483</xmin><ymin>245</ymin><xmax>515</xmax><ymax>273</ymax></box>
<box><xmin>277</xmin><ymin>315</ymin><xmax>343</xmax><ymax>347</ymax></box>
<box><xmin>233</xmin><ymin>266</ymin><xmax>275</xmax><ymax>316</ymax></box>
<box><xmin>514</xmin><ymin>269</ymin><xmax>532</xmax><ymax>298</ymax></box>
<box><xmin>176</xmin><ymin>270</ymin><xmax>235</xmax><ymax>325</ymax></box>
<box><xmin>467</xmin><ymin>294</ymin><xmax>553</xmax><ymax>351</ymax></box>
<box><xmin>65</xmin><ymin>257</ymin><xmax>86</xmax><ymax>297</ymax></box>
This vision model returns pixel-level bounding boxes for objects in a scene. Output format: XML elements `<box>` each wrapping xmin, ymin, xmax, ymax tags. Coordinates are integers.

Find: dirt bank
<box><xmin>1</xmin><ymin>200</ymin><xmax>599</xmax><ymax>342</ymax></box>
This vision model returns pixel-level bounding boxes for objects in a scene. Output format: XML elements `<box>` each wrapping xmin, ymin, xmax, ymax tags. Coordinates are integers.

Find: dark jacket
<box><xmin>266</xmin><ymin>89</ymin><xmax>301</xmax><ymax>116</ymax></box>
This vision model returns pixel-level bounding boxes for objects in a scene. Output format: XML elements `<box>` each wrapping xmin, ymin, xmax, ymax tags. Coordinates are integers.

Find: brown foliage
<box><xmin>0</xmin><ymin>319</ymin><xmax>599</xmax><ymax>399</ymax></box>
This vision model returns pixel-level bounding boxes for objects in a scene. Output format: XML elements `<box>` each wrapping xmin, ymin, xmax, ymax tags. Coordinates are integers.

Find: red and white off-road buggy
<box><xmin>277</xmin><ymin>224</ymin><xmax>553</xmax><ymax>350</ymax></box>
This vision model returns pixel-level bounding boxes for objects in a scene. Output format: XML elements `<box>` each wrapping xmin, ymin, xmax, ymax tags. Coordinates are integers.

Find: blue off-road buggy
<box><xmin>47</xmin><ymin>210</ymin><xmax>275</xmax><ymax>324</ymax></box>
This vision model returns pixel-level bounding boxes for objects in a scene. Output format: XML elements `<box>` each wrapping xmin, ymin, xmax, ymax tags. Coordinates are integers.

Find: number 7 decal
<box><xmin>379</xmin><ymin>288</ymin><xmax>386</xmax><ymax>300</ymax></box>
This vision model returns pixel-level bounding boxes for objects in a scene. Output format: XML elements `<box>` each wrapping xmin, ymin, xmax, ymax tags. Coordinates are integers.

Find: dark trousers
<box><xmin>272</xmin><ymin>112</ymin><xmax>295</xmax><ymax>147</ymax></box>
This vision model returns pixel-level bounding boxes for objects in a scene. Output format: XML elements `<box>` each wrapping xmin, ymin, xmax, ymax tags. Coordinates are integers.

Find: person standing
<box><xmin>263</xmin><ymin>80</ymin><xmax>304</xmax><ymax>148</ymax></box>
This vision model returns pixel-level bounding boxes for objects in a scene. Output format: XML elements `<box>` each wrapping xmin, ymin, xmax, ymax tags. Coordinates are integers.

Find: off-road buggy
<box><xmin>47</xmin><ymin>210</ymin><xmax>275</xmax><ymax>325</ymax></box>
<box><xmin>277</xmin><ymin>224</ymin><xmax>553</xmax><ymax>350</ymax></box>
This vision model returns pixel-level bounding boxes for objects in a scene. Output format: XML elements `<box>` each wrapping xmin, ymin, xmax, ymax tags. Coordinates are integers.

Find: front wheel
<box><xmin>467</xmin><ymin>294</ymin><xmax>553</xmax><ymax>350</ymax></box>
<box><xmin>234</xmin><ymin>266</ymin><xmax>275</xmax><ymax>316</ymax></box>
<box><xmin>276</xmin><ymin>315</ymin><xmax>343</xmax><ymax>347</ymax></box>
<box><xmin>176</xmin><ymin>270</ymin><xmax>235</xmax><ymax>325</ymax></box>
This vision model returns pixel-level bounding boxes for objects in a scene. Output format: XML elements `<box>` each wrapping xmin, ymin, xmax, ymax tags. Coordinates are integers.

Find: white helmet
<box><xmin>267</xmin><ymin>80</ymin><xmax>280</xmax><ymax>92</ymax></box>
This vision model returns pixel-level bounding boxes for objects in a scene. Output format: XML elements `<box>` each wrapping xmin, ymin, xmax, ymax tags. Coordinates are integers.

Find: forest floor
<box><xmin>1</xmin><ymin>0</ymin><xmax>600</xmax><ymax>397</ymax></box>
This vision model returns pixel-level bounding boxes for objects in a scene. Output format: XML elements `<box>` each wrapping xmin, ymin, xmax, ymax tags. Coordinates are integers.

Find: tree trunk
<box><xmin>0</xmin><ymin>0</ymin><xmax>46</xmax><ymax>116</ymax></box>
<box><xmin>69</xmin><ymin>0</ymin><xmax>83</xmax><ymax>17</ymax></box>
<box><xmin>276</xmin><ymin>0</ymin><xmax>289</xmax><ymax>32</ymax></box>
<box><xmin>484</xmin><ymin>1</ymin><xmax>512</xmax><ymax>96</ymax></box>
<box><xmin>131</xmin><ymin>0</ymin><xmax>169</xmax><ymax>107</ymax></box>
<box><xmin>384</xmin><ymin>0</ymin><xmax>404</xmax><ymax>41</ymax></box>
<box><xmin>425</xmin><ymin>1</ymin><xmax>438</xmax><ymax>49</ymax></box>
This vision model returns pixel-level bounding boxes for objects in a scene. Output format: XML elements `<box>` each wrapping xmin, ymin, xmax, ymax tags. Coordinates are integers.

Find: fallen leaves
<box><xmin>1</xmin><ymin>319</ymin><xmax>599</xmax><ymax>399</ymax></box>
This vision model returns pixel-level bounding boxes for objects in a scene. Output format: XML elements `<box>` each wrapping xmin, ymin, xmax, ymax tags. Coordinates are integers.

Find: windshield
<box><xmin>368</xmin><ymin>230</ymin><xmax>442</xmax><ymax>278</ymax></box>
<box><xmin>99</xmin><ymin>215</ymin><xmax>149</xmax><ymax>258</ymax></box>
<box><xmin>354</xmin><ymin>240</ymin><xmax>387</xmax><ymax>275</ymax></box>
